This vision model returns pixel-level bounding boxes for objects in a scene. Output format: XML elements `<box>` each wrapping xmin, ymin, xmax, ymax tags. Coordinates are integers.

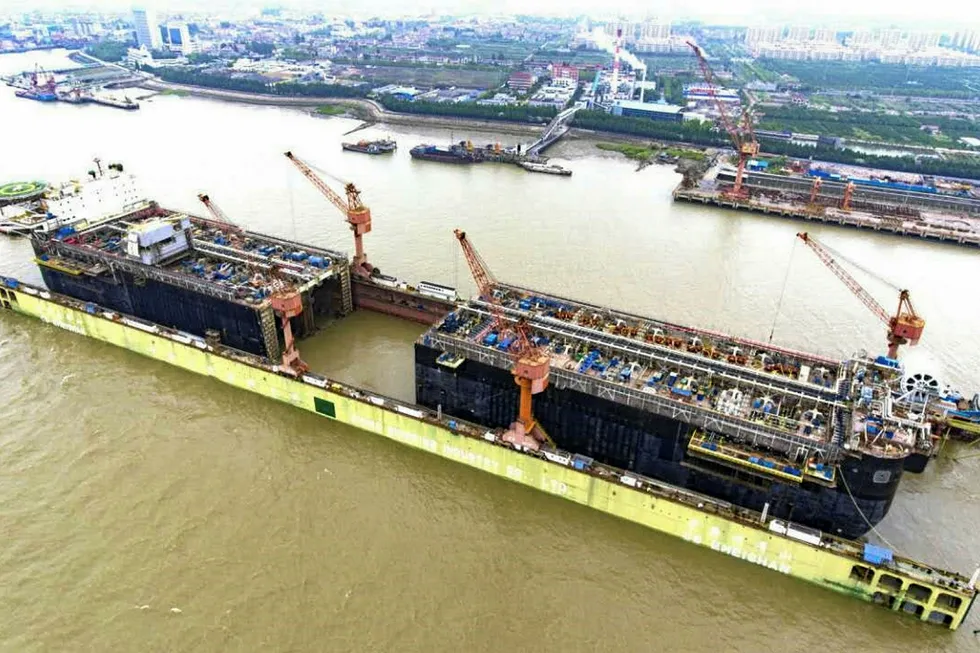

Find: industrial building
<box><xmin>611</xmin><ymin>100</ymin><xmax>685</xmax><ymax>122</ymax></box>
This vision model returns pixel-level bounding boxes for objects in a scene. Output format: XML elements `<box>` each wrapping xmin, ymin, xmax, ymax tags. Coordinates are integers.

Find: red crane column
<box><xmin>687</xmin><ymin>41</ymin><xmax>759</xmax><ymax>199</ymax></box>
<box><xmin>454</xmin><ymin>229</ymin><xmax>552</xmax><ymax>447</ymax></box>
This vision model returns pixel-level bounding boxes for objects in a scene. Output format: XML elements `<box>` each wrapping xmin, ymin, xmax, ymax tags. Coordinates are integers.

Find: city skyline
<box><xmin>0</xmin><ymin>0</ymin><xmax>976</xmax><ymax>32</ymax></box>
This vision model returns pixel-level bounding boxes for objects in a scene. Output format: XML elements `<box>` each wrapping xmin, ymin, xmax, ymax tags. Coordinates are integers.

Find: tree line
<box><xmin>375</xmin><ymin>97</ymin><xmax>557</xmax><ymax>122</ymax></box>
<box><xmin>144</xmin><ymin>66</ymin><xmax>370</xmax><ymax>98</ymax></box>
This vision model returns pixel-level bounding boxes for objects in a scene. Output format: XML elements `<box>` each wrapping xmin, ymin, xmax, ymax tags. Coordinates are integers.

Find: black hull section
<box><xmin>414</xmin><ymin>343</ymin><xmax>905</xmax><ymax>539</ymax></box>
<box><xmin>39</xmin><ymin>266</ymin><xmax>270</xmax><ymax>355</ymax></box>
<box><xmin>38</xmin><ymin>266</ymin><xmax>340</xmax><ymax>358</ymax></box>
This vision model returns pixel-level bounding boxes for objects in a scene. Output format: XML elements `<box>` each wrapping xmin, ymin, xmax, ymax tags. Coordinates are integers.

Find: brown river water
<box><xmin>1</xmin><ymin>50</ymin><xmax>978</xmax><ymax>652</ymax></box>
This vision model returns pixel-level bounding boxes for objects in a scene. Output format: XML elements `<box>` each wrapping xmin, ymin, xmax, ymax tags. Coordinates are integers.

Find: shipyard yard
<box><xmin>3</xmin><ymin>49</ymin><xmax>980</xmax><ymax>651</ymax></box>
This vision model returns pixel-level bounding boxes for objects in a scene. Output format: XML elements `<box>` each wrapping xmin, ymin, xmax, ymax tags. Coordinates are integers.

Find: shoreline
<box><xmin>138</xmin><ymin>78</ymin><xmax>698</xmax><ymax>151</ymax></box>
<box><xmin>139</xmin><ymin>79</ymin><xmax>552</xmax><ymax>138</ymax></box>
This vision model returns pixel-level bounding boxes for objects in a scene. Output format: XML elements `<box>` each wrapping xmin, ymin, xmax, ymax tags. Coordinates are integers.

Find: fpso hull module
<box><xmin>0</xmin><ymin>278</ymin><xmax>975</xmax><ymax>630</ymax></box>
<box><xmin>30</xmin><ymin>205</ymin><xmax>352</xmax><ymax>359</ymax></box>
<box><xmin>416</xmin><ymin>284</ymin><xmax>939</xmax><ymax>541</ymax></box>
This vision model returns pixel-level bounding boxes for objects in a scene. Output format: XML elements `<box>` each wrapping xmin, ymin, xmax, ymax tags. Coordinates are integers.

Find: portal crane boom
<box><xmin>454</xmin><ymin>229</ymin><xmax>552</xmax><ymax>447</ymax></box>
<box><xmin>284</xmin><ymin>151</ymin><xmax>373</xmax><ymax>275</ymax></box>
<box><xmin>797</xmin><ymin>232</ymin><xmax>924</xmax><ymax>359</ymax></box>
<box><xmin>197</xmin><ymin>193</ymin><xmax>242</xmax><ymax>231</ymax></box>
<box><xmin>687</xmin><ymin>41</ymin><xmax>758</xmax><ymax>199</ymax></box>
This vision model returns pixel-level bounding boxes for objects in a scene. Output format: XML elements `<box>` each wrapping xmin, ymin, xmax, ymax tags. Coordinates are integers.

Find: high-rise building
<box><xmin>812</xmin><ymin>28</ymin><xmax>837</xmax><ymax>43</ymax></box>
<box><xmin>785</xmin><ymin>26</ymin><xmax>810</xmax><ymax>42</ymax></box>
<box><xmin>164</xmin><ymin>21</ymin><xmax>194</xmax><ymax>54</ymax></box>
<box><xmin>878</xmin><ymin>28</ymin><xmax>904</xmax><ymax>48</ymax></box>
<box><xmin>746</xmin><ymin>26</ymin><xmax>780</xmax><ymax>45</ymax></box>
<box><xmin>848</xmin><ymin>30</ymin><xmax>874</xmax><ymax>46</ymax></box>
<box><xmin>132</xmin><ymin>7</ymin><xmax>161</xmax><ymax>50</ymax></box>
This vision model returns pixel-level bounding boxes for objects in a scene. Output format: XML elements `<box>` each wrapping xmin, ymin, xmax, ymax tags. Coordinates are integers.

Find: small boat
<box><xmin>341</xmin><ymin>139</ymin><xmax>397</xmax><ymax>155</ymax></box>
<box><xmin>518</xmin><ymin>161</ymin><xmax>572</xmax><ymax>177</ymax></box>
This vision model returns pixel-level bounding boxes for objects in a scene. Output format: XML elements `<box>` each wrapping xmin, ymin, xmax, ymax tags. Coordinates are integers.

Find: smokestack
<box><xmin>639</xmin><ymin>67</ymin><xmax>646</xmax><ymax>103</ymax></box>
<box><xmin>611</xmin><ymin>27</ymin><xmax>622</xmax><ymax>100</ymax></box>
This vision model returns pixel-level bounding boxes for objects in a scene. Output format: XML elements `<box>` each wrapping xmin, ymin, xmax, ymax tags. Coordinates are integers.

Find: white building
<box><xmin>164</xmin><ymin>22</ymin><xmax>195</xmax><ymax>55</ymax></box>
<box><xmin>784</xmin><ymin>26</ymin><xmax>810</xmax><ymax>42</ymax></box>
<box><xmin>132</xmin><ymin>7</ymin><xmax>162</xmax><ymax>50</ymax></box>
<box><xmin>746</xmin><ymin>26</ymin><xmax>780</xmax><ymax>45</ymax></box>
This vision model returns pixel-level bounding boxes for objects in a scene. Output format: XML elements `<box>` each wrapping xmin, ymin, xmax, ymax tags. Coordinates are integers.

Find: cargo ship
<box><xmin>1</xmin><ymin>275</ymin><xmax>976</xmax><ymax>629</ymax></box>
<box><xmin>342</xmin><ymin>139</ymin><xmax>397</xmax><ymax>155</ymax></box>
<box><xmin>410</xmin><ymin>142</ymin><xmax>483</xmax><ymax>164</ymax></box>
<box><xmin>0</xmin><ymin>160</ymin><xmax>149</xmax><ymax>235</ymax></box>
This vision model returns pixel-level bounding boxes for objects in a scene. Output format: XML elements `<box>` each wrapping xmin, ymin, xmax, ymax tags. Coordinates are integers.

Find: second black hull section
<box><xmin>414</xmin><ymin>342</ymin><xmax>905</xmax><ymax>539</ymax></box>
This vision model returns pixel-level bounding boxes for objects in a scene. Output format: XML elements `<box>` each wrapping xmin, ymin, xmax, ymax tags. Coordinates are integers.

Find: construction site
<box><xmin>672</xmin><ymin>45</ymin><xmax>980</xmax><ymax>247</ymax></box>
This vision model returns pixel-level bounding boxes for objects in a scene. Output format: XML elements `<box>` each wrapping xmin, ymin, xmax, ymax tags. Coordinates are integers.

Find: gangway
<box><xmin>526</xmin><ymin>106</ymin><xmax>581</xmax><ymax>157</ymax></box>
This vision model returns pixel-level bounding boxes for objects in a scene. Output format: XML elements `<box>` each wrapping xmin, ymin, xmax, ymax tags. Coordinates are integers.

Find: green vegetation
<box><xmin>758</xmin><ymin>105</ymin><xmax>980</xmax><ymax>146</ymax></box>
<box><xmin>83</xmin><ymin>40</ymin><xmax>131</xmax><ymax>62</ymax></box>
<box><xmin>573</xmin><ymin>110</ymin><xmax>727</xmax><ymax>146</ymax></box>
<box><xmin>761</xmin><ymin>141</ymin><xmax>980</xmax><ymax>180</ymax></box>
<box><xmin>314</xmin><ymin>104</ymin><xmax>347</xmax><ymax>115</ymax></box>
<box><xmin>751</xmin><ymin>60</ymin><xmax>980</xmax><ymax>98</ymax></box>
<box><xmin>247</xmin><ymin>41</ymin><xmax>275</xmax><ymax>56</ymax></box>
<box><xmin>596</xmin><ymin>142</ymin><xmax>706</xmax><ymax>162</ymax></box>
<box><xmin>146</xmin><ymin>66</ymin><xmax>370</xmax><ymax>98</ymax></box>
<box><xmin>158</xmin><ymin>88</ymin><xmax>189</xmax><ymax>97</ymax></box>
<box><xmin>186</xmin><ymin>52</ymin><xmax>218</xmax><ymax>65</ymax></box>
<box><xmin>376</xmin><ymin>98</ymin><xmax>557</xmax><ymax>123</ymax></box>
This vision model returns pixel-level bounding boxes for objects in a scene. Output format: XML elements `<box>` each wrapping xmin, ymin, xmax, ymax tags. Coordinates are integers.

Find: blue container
<box><xmin>863</xmin><ymin>543</ymin><xmax>893</xmax><ymax>565</ymax></box>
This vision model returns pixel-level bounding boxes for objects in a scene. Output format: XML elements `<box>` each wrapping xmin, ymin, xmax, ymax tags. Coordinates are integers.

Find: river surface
<box><xmin>1</xmin><ymin>50</ymin><xmax>979</xmax><ymax>652</ymax></box>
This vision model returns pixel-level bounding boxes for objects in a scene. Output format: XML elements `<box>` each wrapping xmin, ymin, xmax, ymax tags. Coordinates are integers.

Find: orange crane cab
<box><xmin>797</xmin><ymin>232</ymin><xmax>924</xmax><ymax>359</ymax></box>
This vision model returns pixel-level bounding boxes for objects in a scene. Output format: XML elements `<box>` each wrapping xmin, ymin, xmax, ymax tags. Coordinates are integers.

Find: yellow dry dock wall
<box><xmin>3</xmin><ymin>285</ymin><xmax>974</xmax><ymax>630</ymax></box>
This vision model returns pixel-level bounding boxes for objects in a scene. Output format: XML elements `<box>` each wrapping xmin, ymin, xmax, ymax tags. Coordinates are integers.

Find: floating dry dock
<box><xmin>1</xmin><ymin>278</ymin><xmax>976</xmax><ymax>629</ymax></box>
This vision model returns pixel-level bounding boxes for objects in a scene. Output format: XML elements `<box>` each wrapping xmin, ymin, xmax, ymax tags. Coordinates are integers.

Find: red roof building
<box><xmin>507</xmin><ymin>71</ymin><xmax>535</xmax><ymax>92</ymax></box>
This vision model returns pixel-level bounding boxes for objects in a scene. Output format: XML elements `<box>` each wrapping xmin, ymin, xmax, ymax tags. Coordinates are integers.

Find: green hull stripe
<box><xmin>2</xmin><ymin>283</ymin><xmax>975</xmax><ymax>630</ymax></box>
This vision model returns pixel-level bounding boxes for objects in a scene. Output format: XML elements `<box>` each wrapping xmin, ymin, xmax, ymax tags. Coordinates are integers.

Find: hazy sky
<box><xmin>4</xmin><ymin>0</ymin><xmax>971</xmax><ymax>31</ymax></box>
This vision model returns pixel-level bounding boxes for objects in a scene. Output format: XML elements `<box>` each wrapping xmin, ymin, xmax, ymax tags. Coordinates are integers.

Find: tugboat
<box><xmin>341</xmin><ymin>139</ymin><xmax>397</xmax><ymax>155</ymax></box>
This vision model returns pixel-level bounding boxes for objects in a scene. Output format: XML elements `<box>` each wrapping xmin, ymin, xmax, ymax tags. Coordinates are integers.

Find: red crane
<box><xmin>797</xmin><ymin>232</ymin><xmax>924</xmax><ymax>359</ymax></box>
<box><xmin>687</xmin><ymin>41</ymin><xmax>759</xmax><ymax>199</ymax></box>
<box><xmin>454</xmin><ymin>229</ymin><xmax>553</xmax><ymax>448</ymax></box>
<box><xmin>284</xmin><ymin>151</ymin><xmax>373</xmax><ymax>277</ymax></box>
<box><xmin>197</xmin><ymin>193</ymin><xmax>244</xmax><ymax>232</ymax></box>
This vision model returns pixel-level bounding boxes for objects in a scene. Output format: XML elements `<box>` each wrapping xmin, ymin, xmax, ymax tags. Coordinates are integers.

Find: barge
<box><xmin>0</xmin><ymin>276</ymin><xmax>976</xmax><ymax>629</ymax></box>
<box><xmin>342</xmin><ymin>139</ymin><xmax>397</xmax><ymax>155</ymax></box>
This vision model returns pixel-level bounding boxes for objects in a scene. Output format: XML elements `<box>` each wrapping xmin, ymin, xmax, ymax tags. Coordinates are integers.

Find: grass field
<box><xmin>353</xmin><ymin>65</ymin><xmax>506</xmax><ymax>88</ymax></box>
<box><xmin>595</xmin><ymin>142</ymin><xmax>706</xmax><ymax>162</ymax></box>
<box><xmin>314</xmin><ymin>105</ymin><xmax>347</xmax><ymax>115</ymax></box>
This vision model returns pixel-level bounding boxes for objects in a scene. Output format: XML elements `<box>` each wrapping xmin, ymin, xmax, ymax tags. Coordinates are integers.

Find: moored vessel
<box><xmin>1</xmin><ymin>275</ymin><xmax>976</xmax><ymax>630</ymax></box>
<box><xmin>342</xmin><ymin>139</ymin><xmax>397</xmax><ymax>155</ymax></box>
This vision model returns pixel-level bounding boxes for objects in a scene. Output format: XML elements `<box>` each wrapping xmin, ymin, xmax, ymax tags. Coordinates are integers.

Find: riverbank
<box><xmin>139</xmin><ymin>79</ymin><xmax>550</xmax><ymax>138</ymax></box>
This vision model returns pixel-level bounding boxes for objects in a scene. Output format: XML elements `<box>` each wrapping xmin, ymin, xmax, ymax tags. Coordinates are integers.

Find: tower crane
<box><xmin>687</xmin><ymin>41</ymin><xmax>759</xmax><ymax>199</ymax></box>
<box><xmin>797</xmin><ymin>232</ymin><xmax>924</xmax><ymax>360</ymax></box>
<box><xmin>283</xmin><ymin>151</ymin><xmax>373</xmax><ymax>277</ymax></box>
<box><xmin>454</xmin><ymin>229</ymin><xmax>553</xmax><ymax>448</ymax></box>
